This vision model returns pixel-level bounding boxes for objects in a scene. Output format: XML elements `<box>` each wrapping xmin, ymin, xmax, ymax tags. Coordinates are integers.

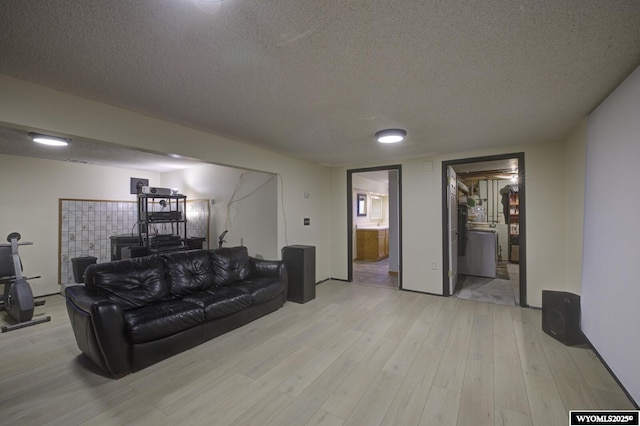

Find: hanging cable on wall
<box><xmin>224</xmin><ymin>172</ymin><xmax>278</xmax><ymax>242</ymax></box>
<box><xmin>277</xmin><ymin>173</ymin><xmax>289</xmax><ymax>246</ymax></box>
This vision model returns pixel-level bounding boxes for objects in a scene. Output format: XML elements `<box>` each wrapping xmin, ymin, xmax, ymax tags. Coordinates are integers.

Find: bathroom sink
<box><xmin>357</xmin><ymin>225</ymin><xmax>388</xmax><ymax>230</ymax></box>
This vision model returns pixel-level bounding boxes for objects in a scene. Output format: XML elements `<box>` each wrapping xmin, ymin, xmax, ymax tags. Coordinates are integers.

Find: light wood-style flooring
<box><xmin>0</xmin><ymin>281</ymin><xmax>635</xmax><ymax>425</ymax></box>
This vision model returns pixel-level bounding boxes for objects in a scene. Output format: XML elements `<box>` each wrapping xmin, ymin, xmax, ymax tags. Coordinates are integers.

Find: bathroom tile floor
<box><xmin>352</xmin><ymin>258</ymin><xmax>398</xmax><ymax>288</ymax></box>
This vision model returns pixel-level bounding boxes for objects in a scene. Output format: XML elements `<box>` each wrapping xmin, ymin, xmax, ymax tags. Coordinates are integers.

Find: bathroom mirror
<box><xmin>370</xmin><ymin>196</ymin><xmax>383</xmax><ymax>220</ymax></box>
<box><xmin>356</xmin><ymin>193</ymin><xmax>367</xmax><ymax>216</ymax></box>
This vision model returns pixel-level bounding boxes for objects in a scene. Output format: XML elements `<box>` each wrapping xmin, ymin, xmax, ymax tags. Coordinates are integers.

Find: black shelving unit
<box><xmin>137</xmin><ymin>193</ymin><xmax>188</xmax><ymax>254</ymax></box>
<box><xmin>508</xmin><ymin>190</ymin><xmax>519</xmax><ymax>263</ymax></box>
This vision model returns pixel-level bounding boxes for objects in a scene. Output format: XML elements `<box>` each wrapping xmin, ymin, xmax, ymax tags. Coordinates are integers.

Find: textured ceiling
<box><xmin>1</xmin><ymin>0</ymin><xmax>639</xmax><ymax>167</ymax></box>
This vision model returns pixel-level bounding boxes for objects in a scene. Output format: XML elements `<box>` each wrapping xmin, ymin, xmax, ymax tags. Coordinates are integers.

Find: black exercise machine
<box><xmin>0</xmin><ymin>232</ymin><xmax>51</xmax><ymax>332</ymax></box>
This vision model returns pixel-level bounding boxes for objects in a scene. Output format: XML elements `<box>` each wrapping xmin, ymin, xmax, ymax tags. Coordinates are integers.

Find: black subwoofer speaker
<box><xmin>282</xmin><ymin>245</ymin><xmax>316</xmax><ymax>304</ymax></box>
<box><xmin>541</xmin><ymin>290</ymin><xmax>585</xmax><ymax>345</ymax></box>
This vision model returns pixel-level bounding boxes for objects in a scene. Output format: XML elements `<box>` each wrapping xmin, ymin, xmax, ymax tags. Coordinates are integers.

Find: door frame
<box><xmin>347</xmin><ymin>165</ymin><xmax>402</xmax><ymax>288</ymax></box>
<box><xmin>447</xmin><ymin>165</ymin><xmax>458</xmax><ymax>296</ymax></box>
<box><xmin>441</xmin><ymin>152</ymin><xmax>527</xmax><ymax>307</ymax></box>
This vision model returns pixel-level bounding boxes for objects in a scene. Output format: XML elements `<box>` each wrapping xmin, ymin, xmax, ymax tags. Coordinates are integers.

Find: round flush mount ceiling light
<box><xmin>375</xmin><ymin>128</ymin><xmax>407</xmax><ymax>144</ymax></box>
<box><xmin>29</xmin><ymin>132</ymin><xmax>70</xmax><ymax>147</ymax></box>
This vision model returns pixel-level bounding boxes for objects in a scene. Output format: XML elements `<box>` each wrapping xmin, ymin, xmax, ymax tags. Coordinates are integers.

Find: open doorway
<box><xmin>347</xmin><ymin>165</ymin><xmax>402</xmax><ymax>289</ymax></box>
<box><xmin>442</xmin><ymin>153</ymin><xmax>527</xmax><ymax>307</ymax></box>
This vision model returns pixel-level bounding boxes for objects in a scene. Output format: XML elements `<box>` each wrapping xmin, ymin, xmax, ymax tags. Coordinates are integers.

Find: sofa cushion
<box><xmin>210</xmin><ymin>247</ymin><xmax>251</xmax><ymax>286</ymax></box>
<box><xmin>162</xmin><ymin>250</ymin><xmax>216</xmax><ymax>296</ymax></box>
<box><xmin>123</xmin><ymin>300</ymin><xmax>204</xmax><ymax>344</ymax></box>
<box><xmin>230</xmin><ymin>277</ymin><xmax>284</xmax><ymax>304</ymax></box>
<box><xmin>84</xmin><ymin>256</ymin><xmax>169</xmax><ymax>310</ymax></box>
<box><xmin>183</xmin><ymin>286</ymin><xmax>252</xmax><ymax>320</ymax></box>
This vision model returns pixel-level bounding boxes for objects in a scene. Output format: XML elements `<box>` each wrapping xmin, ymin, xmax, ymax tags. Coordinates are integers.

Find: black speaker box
<box><xmin>282</xmin><ymin>245</ymin><xmax>316</xmax><ymax>304</ymax></box>
<box><xmin>541</xmin><ymin>290</ymin><xmax>585</xmax><ymax>345</ymax></box>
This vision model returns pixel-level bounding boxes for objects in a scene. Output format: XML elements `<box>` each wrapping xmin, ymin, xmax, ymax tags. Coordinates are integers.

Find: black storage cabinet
<box><xmin>282</xmin><ymin>245</ymin><xmax>315</xmax><ymax>304</ymax></box>
<box><xmin>71</xmin><ymin>256</ymin><xmax>97</xmax><ymax>283</ymax></box>
<box><xmin>187</xmin><ymin>237</ymin><xmax>207</xmax><ymax>250</ymax></box>
<box><xmin>109</xmin><ymin>234</ymin><xmax>140</xmax><ymax>261</ymax></box>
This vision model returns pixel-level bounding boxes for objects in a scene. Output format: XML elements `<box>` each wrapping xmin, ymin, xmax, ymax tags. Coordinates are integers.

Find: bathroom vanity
<box><xmin>355</xmin><ymin>227</ymin><xmax>389</xmax><ymax>261</ymax></box>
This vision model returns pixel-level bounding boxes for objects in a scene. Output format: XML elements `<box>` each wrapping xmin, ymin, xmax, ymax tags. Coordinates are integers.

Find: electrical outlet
<box><xmin>304</xmin><ymin>218</ymin><xmax>310</xmax><ymax>226</ymax></box>
<box><xmin>431</xmin><ymin>261</ymin><xmax>437</xmax><ymax>270</ymax></box>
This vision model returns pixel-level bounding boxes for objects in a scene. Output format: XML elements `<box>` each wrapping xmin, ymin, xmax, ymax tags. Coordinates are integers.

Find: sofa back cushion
<box><xmin>162</xmin><ymin>250</ymin><xmax>216</xmax><ymax>296</ymax></box>
<box><xmin>209</xmin><ymin>246</ymin><xmax>251</xmax><ymax>286</ymax></box>
<box><xmin>84</xmin><ymin>255</ymin><xmax>169</xmax><ymax>310</ymax></box>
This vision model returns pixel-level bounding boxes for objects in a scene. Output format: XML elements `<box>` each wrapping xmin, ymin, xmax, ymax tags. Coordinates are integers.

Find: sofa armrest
<box><xmin>65</xmin><ymin>285</ymin><xmax>131</xmax><ymax>378</ymax></box>
<box><xmin>250</xmin><ymin>258</ymin><xmax>282</xmax><ymax>277</ymax></box>
<box><xmin>250</xmin><ymin>258</ymin><xmax>288</xmax><ymax>302</ymax></box>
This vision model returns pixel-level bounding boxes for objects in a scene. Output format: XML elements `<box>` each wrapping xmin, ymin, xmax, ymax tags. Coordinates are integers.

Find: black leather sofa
<box><xmin>65</xmin><ymin>246</ymin><xmax>287</xmax><ymax>378</ymax></box>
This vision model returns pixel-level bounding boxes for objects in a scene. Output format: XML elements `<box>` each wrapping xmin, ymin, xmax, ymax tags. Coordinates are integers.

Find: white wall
<box><xmin>0</xmin><ymin>153</ymin><xmax>159</xmax><ymax>295</ymax></box>
<box><xmin>162</xmin><ymin>164</ymin><xmax>278</xmax><ymax>259</ymax></box>
<box><xmin>331</xmin><ymin>138</ymin><xmax>580</xmax><ymax>307</ymax></box>
<box><xmin>583</xmin><ymin>65</ymin><xmax>640</xmax><ymax>403</ymax></box>
<box><xmin>564</xmin><ymin>121</ymin><xmax>586</xmax><ymax>295</ymax></box>
<box><xmin>0</xmin><ymin>75</ymin><xmax>331</xmax><ymax>283</ymax></box>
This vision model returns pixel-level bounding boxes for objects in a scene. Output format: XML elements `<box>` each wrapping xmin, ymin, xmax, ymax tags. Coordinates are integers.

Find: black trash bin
<box><xmin>71</xmin><ymin>256</ymin><xmax>97</xmax><ymax>283</ymax></box>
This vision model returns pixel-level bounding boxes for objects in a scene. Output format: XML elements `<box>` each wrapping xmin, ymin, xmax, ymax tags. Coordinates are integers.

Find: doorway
<box><xmin>442</xmin><ymin>153</ymin><xmax>527</xmax><ymax>307</ymax></box>
<box><xmin>347</xmin><ymin>165</ymin><xmax>402</xmax><ymax>289</ymax></box>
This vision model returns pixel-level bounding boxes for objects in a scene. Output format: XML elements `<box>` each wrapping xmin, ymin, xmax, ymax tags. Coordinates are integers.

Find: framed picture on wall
<box><xmin>357</xmin><ymin>193</ymin><xmax>367</xmax><ymax>216</ymax></box>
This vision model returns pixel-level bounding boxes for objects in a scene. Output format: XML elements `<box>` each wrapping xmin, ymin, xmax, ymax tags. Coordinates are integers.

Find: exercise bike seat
<box><xmin>0</xmin><ymin>232</ymin><xmax>51</xmax><ymax>332</ymax></box>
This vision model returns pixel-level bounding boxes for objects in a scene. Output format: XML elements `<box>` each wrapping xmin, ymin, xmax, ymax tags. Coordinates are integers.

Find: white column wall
<box><xmin>583</xmin><ymin>65</ymin><xmax>640</xmax><ymax>403</ymax></box>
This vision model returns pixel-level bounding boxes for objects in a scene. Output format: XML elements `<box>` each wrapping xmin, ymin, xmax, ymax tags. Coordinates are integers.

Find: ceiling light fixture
<box><xmin>29</xmin><ymin>132</ymin><xmax>70</xmax><ymax>147</ymax></box>
<box><xmin>375</xmin><ymin>129</ymin><xmax>407</xmax><ymax>144</ymax></box>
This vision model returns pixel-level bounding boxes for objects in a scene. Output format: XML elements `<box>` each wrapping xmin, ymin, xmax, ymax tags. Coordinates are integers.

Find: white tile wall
<box><xmin>186</xmin><ymin>200</ymin><xmax>209</xmax><ymax>246</ymax></box>
<box><xmin>59</xmin><ymin>199</ymin><xmax>209</xmax><ymax>285</ymax></box>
